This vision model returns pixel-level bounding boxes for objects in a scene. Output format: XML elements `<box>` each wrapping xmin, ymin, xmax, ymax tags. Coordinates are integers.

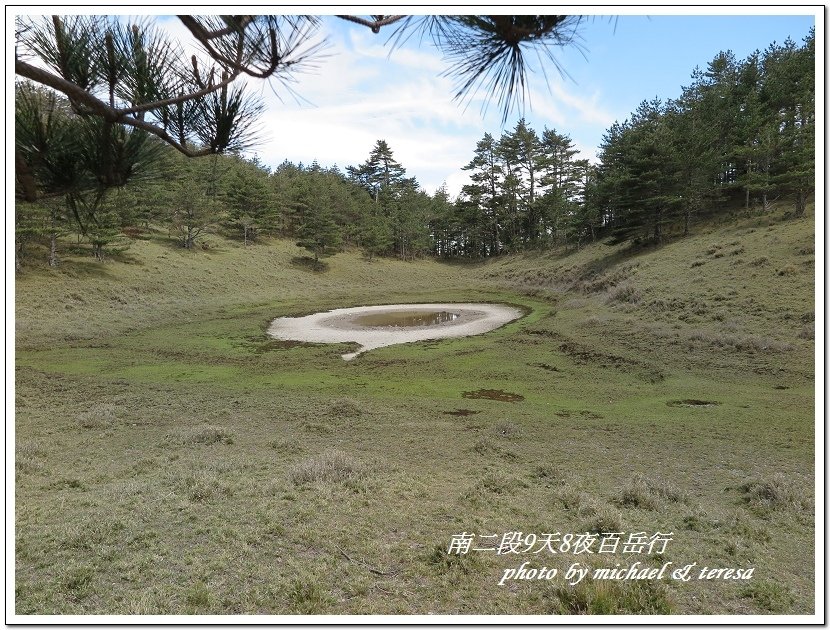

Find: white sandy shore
<box><xmin>267</xmin><ymin>303</ymin><xmax>523</xmax><ymax>360</ymax></box>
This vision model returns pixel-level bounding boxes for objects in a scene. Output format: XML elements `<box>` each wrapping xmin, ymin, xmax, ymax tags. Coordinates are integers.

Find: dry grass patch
<box><xmin>76</xmin><ymin>403</ymin><xmax>120</xmax><ymax>429</ymax></box>
<box><xmin>548</xmin><ymin>577</ymin><xmax>673</xmax><ymax>614</ymax></box>
<box><xmin>16</xmin><ymin>440</ymin><xmax>47</xmax><ymax>475</ymax></box>
<box><xmin>289</xmin><ymin>449</ymin><xmax>363</xmax><ymax>486</ymax></box>
<box><xmin>617</xmin><ymin>474</ymin><xmax>688</xmax><ymax>510</ymax></box>
<box><xmin>739</xmin><ymin>473</ymin><xmax>813</xmax><ymax>515</ymax></box>
<box><xmin>166</xmin><ymin>425</ymin><xmax>234</xmax><ymax>446</ymax></box>
<box><xmin>171</xmin><ymin>468</ymin><xmax>233</xmax><ymax>503</ymax></box>
<box><xmin>740</xmin><ymin>581</ymin><xmax>796</xmax><ymax>613</ymax></box>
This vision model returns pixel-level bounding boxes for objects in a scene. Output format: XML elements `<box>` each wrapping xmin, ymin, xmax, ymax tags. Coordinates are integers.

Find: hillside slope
<box><xmin>14</xmin><ymin>206</ymin><xmax>816</xmax><ymax>616</ymax></box>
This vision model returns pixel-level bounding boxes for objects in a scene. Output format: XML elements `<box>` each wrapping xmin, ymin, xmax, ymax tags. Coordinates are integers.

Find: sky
<box><xmin>14</xmin><ymin>8</ymin><xmax>819</xmax><ymax>198</ymax></box>
<box><xmin>202</xmin><ymin>9</ymin><xmax>816</xmax><ymax>198</ymax></box>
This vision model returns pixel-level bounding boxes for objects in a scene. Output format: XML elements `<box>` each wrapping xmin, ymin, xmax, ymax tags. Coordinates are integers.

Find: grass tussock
<box><xmin>686</xmin><ymin>330</ymin><xmax>794</xmax><ymax>353</ymax></box>
<box><xmin>462</xmin><ymin>471</ymin><xmax>527</xmax><ymax>502</ymax></box>
<box><xmin>16</xmin><ymin>440</ymin><xmax>46</xmax><ymax>475</ymax></box>
<box><xmin>604</xmin><ymin>284</ymin><xmax>642</xmax><ymax>305</ymax></box>
<box><xmin>76</xmin><ymin>403</ymin><xmax>120</xmax><ymax>429</ymax></box>
<box><xmin>325</xmin><ymin>397</ymin><xmax>365</xmax><ymax>418</ymax></box>
<box><xmin>285</xmin><ymin>579</ymin><xmax>333</xmax><ymax>614</ymax></box>
<box><xmin>557</xmin><ymin>487</ymin><xmax>625</xmax><ymax>533</ymax></box>
<box><xmin>172</xmin><ymin>468</ymin><xmax>233</xmax><ymax>503</ymax></box>
<box><xmin>740</xmin><ymin>581</ymin><xmax>795</xmax><ymax>613</ymax></box>
<box><xmin>739</xmin><ymin>473</ymin><xmax>813</xmax><ymax>515</ymax></box>
<box><xmin>289</xmin><ymin>449</ymin><xmax>363</xmax><ymax>486</ymax></box>
<box><xmin>266</xmin><ymin>436</ymin><xmax>303</xmax><ymax>454</ymax></box>
<box><xmin>167</xmin><ymin>425</ymin><xmax>234</xmax><ymax>446</ymax></box>
<box><xmin>426</xmin><ymin>544</ymin><xmax>484</xmax><ymax>575</ymax></box>
<box><xmin>471</xmin><ymin>438</ymin><xmax>518</xmax><ymax>461</ymax></box>
<box><xmin>491</xmin><ymin>421</ymin><xmax>522</xmax><ymax>440</ymax></box>
<box><xmin>60</xmin><ymin>516</ymin><xmax>126</xmax><ymax>551</ymax></box>
<box><xmin>548</xmin><ymin>577</ymin><xmax>673</xmax><ymax>614</ymax></box>
<box><xmin>617</xmin><ymin>474</ymin><xmax>688</xmax><ymax>511</ymax></box>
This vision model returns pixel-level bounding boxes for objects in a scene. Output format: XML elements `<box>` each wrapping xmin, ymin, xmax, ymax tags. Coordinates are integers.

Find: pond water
<box><xmin>353</xmin><ymin>310</ymin><xmax>460</xmax><ymax>328</ymax></box>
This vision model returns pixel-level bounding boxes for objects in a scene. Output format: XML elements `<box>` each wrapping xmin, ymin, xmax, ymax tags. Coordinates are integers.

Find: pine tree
<box><xmin>461</xmin><ymin>133</ymin><xmax>504</xmax><ymax>254</ymax></box>
<box><xmin>498</xmin><ymin>119</ymin><xmax>544</xmax><ymax>244</ymax></box>
<box><xmin>347</xmin><ymin>140</ymin><xmax>408</xmax><ymax>203</ymax></box>
<box><xmin>296</xmin><ymin>202</ymin><xmax>341</xmax><ymax>263</ymax></box>
<box><xmin>223</xmin><ymin>159</ymin><xmax>276</xmax><ymax>245</ymax></box>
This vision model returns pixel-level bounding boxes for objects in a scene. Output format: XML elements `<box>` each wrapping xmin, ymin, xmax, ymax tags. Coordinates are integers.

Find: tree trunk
<box><xmin>653</xmin><ymin>207</ymin><xmax>662</xmax><ymax>242</ymax></box>
<box><xmin>15</xmin><ymin>149</ymin><xmax>38</xmax><ymax>202</ymax></box>
<box><xmin>49</xmin><ymin>232</ymin><xmax>59</xmax><ymax>267</ymax></box>
<box><xmin>794</xmin><ymin>190</ymin><xmax>806</xmax><ymax>217</ymax></box>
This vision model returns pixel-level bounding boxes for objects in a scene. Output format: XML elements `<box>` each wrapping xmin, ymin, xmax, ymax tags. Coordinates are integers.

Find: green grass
<box><xmin>14</xmin><ymin>208</ymin><xmax>815</xmax><ymax>615</ymax></box>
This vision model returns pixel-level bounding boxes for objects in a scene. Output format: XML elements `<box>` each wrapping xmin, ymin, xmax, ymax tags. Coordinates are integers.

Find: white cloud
<box><xmin>148</xmin><ymin>16</ymin><xmax>613</xmax><ymax>196</ymax></box>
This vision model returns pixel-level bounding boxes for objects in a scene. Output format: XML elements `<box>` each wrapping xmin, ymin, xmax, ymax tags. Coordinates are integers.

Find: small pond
<box><xmin>267</xmin><ymin>303</ymin><xmax>523</xmax><ymax>360</ymax></box>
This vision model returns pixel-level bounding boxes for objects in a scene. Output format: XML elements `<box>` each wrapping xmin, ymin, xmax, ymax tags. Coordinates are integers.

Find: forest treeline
<box><xmin>15</xmin><ymin>29</ymin><xmax>814</xmax><ymax>268</ymax></box>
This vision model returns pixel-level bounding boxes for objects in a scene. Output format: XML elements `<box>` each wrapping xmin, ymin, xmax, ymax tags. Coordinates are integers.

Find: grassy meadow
<box><xmin>14</xmin><ymin>205</ymin><xmax>815</xmax><ymax>616</ymax></box>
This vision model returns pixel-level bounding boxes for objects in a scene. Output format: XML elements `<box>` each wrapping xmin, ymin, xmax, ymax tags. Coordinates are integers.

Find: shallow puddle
<box><xmin>353</xmin><ymin>310</ymin><xmax>460</xmax><ymax>328</ymax></box>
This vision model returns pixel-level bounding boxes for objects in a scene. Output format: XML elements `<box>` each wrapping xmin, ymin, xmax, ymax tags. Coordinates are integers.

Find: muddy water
<box><xmin>353</xmin><ymin>310</ymin><xmax>461</xmax><ymax>328</ymax></box>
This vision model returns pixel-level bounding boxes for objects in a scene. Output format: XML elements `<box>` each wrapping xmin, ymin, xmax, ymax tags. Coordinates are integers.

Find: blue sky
<box><xmin>225</xmin><ymin>10</ymin><xmax>816</xmax><ymax>197</ymax></box>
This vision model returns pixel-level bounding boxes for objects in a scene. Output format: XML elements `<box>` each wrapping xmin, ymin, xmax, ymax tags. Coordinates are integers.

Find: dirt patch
<box><xmin>558</xmin><ymin>340</ymin><xmax>664</xmax><ymax>383</ymax></box>
<box><xmin>556</xmin><ymin>410</ymin><xmax>605</xmax><ymax>419</ymax></box>
<box><xmin>530</xmin><ymin>362</ymin><xmax>561</xmax><ymax>373</ymax></box>
<box><xmin>443</xmin><ymin>409</ymin><xmax>482</xmax><ymax>416</ymax></box>
<box><xmin>666</xmin><ymin>399</ymin><xmax>722</xmax><ymax>408</ymax></box>
<box><xmin>462</xmin><ymin>389</ymin><xmax>525</xmax><ymax>403</ymax></box>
